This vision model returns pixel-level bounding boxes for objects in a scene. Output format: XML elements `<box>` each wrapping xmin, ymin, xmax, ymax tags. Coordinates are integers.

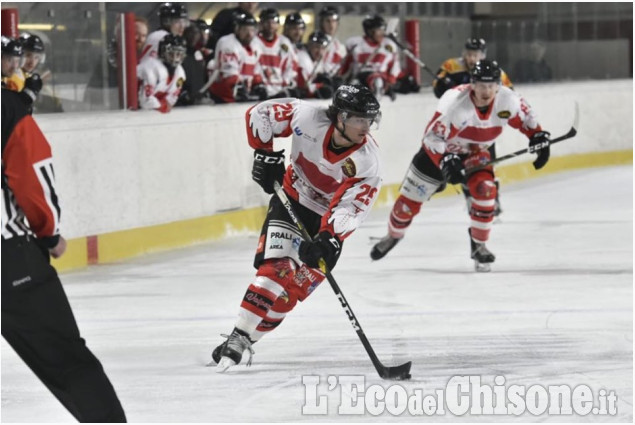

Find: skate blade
<box><xmin>216</xmin><ymin>357</ymin><xmax>237</xmax><ymax>373</ymax></box>
<box><xmin>474</xmin><ymin>261</ymin><xmax>491</xmax><ymax>273</ymax></box>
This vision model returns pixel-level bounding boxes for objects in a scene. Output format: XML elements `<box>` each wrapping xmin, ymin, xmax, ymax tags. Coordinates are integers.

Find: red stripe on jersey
<box><xmin>295</xmin><ymin>152</ymin><xmax>340</xmax><ymax>194</ymax></box>
<box><xmin>424</xmin><ymin>111</ymin><xmax>442</xmax><ymax>134</ymax></box>
<box><xmin>260</xmin><ymin>53</ymin><xmax>282</xmax><ymax>67</ymax></box>
<box><xmin>241</xmin><ymin>62</ymin><xmax>256</xmax><ymax>76</ymax></box>
<box><xmin>320</xmin><ymin>177</ymin><xmax>363</xmax><ymax>239</ymax></box>
<box><xmin>357</xmin><ymin>52</ymin><xmax>387</xmax><ymax>65</ymax></box>
<box><xmin>508</xmin><ymin>114</ymin><xmax>541</xmax><ymax>138</ymax></box>
<box><xmin>457</xmin><ymin>126</ymin><xmax>503</xmax><ymax>142</ymax></box>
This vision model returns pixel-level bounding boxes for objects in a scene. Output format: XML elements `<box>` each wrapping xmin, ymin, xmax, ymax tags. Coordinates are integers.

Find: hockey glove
<box><xmin>528</xmin><ymin>131</ymin><xmax>551</xmax><ymax>170</ymax></box>
<box><xmin>440</xmin><ymin>153</ymin><xmax>466</xmax><ymax>185</ymax></box>
<box><xmin>298</xmin><ymin>231</ymin><xmax>342</xmax><ymax>271</ymax></box>
<box><xmin>252</xmin><ymin>149</ymin><xmax>286</xmax><ymax>194</ymax></box>
<box><xmin>251</xmin><ymin>84</ymin><xmax>268</xmax><ymax>101</ymax></box>
<box><xmin>21</xmin><ymin>74</ymin><xmax>43</xmax><ymax>104</ymax></box>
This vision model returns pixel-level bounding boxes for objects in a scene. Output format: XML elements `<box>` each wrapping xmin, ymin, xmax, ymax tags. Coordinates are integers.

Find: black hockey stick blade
<box><xmin>463</xmin><ymin>101</ymin><xmax>580</xmax><ymax>175</ymax></box>
<box><xmin>379</xmin><ymin>361</ymin><xmax>413</xmax><ymax>380</ymax></box>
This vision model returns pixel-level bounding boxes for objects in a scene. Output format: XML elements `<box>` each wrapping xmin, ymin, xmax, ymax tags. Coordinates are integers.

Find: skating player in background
<box><xmin>370</xmin><ymin>60</ymin><xmax>551</xmax><ymax>272</ymax></box>
<box><xmin>138</xmin><ymin>34</ymin><xmax>187</xmax><ymax>112</ymax></box>
<box><xmin>433</xmin><ymin>37</ymin><xmax>514</xmax><ymax>217</ymax></box>
<box><xmin>2</xmin><ymin>85</ymin><xmax>126</xmax><ymax>422</ymax></box>
<box><xmin>211</xmin><ymin>85</ymin><xmax>382</xmax><ymax>371</ymax></box>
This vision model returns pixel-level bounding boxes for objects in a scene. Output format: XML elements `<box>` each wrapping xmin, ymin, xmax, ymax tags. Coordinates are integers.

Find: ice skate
<box><xmin>469</xmin><ymin>231</ymin><xmax>495</xmax><ymax>272</ymax></box>
<box><xmin>212</xmin><ymin>328</ymin><xmax>255</xmax><ymax>372</ymax></box>
<box><xmin>370</xmin><ymin>234</ymin><xmax>401</xmax><ymax>260</ymax></box>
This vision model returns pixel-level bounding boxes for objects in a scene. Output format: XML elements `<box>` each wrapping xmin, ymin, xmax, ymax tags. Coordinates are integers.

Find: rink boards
<box><xmin>36</xmin><ymin>79</ymin><xmax>632</xmax><ymax>272</ymax></box>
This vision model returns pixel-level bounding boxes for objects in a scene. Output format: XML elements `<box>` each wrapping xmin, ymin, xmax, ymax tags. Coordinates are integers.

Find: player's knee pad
<box><xmin>254</xmin><ymin>258</ymin><xmax>296</xmax><ymax>298</ymax></box>
<box><xmin>399</xmin><ymin>163</ymin><xmax>443</xmax><ymax>203</ymax></box>
<box><xmin>392</xmin><ymin>195</ymin><xmax>422</xmax><ymax>221</ymax></box>
<box><xmin>467</xmin><ymin>171</ymin><xmax>497</xmax><ymax>201</ymax></box>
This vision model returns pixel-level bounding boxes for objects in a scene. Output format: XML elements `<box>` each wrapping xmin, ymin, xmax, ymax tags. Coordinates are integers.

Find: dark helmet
<box><xmin>284</xmin><ymin>12</ymin><xmax>306</xmax><ymax>28</ymax></box>
<box><xmin>319</xmin><ymin>6</ymin><xmax>339</xmax><ymax>21</ymax></box>
<box><xmin>362</xmin><ymin>14</ymin><xmax>386</xmax><ymax>36</ymax></box>
<box><xmin>19</xmin><ymin>33</ymin><xmax>45</xmax><ymax>53</ymax></box>
<box><xmin>159</xmin><ymin>34</ymin><xmax>186</xmax><ymax>67</ymax></box>
<box><xmin>192</xmin><ymin>19</ymin><xmax>210</xmax><ymax>35</ymax></box>
<box><xmin>330</xmin><ymin>84</ymin><xmax>381</xmax><ymax>121</ymax></box>
<box><xmin>471</xmin><ymin>60</ymin><xmax>501</xmax><ymax>83</ymax></box>
<box><xmin>1</xmin><ymin>36</ymin><xmax>23</xmax><ymax>56</ymax></box>
<box><xmin>307</xmin><ymin>31</ymin><xmax>329</xmax><ymax>48</ymax></box>
<box><xmin>234</xmin><ymin>12</ymin><xmax>257</xmax><ymax>27</ymax></box>
<box><xmin>259</xmin><ymin>8</ymin><xmax>280</xmax><ymax>23</ymax></box>
<box><xmin>465</xmin><ymin>37</ymin><xmax>486</xmax><ymax>52</ymax></box>
<box><xmin>158</xmin><ymin>2</ymin><xmax>188</xmax><ymax>27</ymax></box>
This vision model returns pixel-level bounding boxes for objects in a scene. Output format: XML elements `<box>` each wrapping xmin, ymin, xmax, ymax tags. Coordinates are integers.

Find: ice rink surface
<box><xmin>2</xmin><ymin>166</ymin><xmax>633</xmax><ymax>422</ymax></box>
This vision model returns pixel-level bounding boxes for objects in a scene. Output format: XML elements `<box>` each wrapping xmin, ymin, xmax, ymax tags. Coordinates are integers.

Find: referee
<box><xmin>1</xmin><ymin>86</ymin><xmax>126</xmax><ymax>422</ymax></box>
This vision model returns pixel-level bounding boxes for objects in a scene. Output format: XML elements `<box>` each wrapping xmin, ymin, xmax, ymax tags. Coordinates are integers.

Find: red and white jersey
<box><xmin>139</xmin><ymin>29</ymin><xmax>168</xmax><ymax>62</ymax></box>
<box><xmin>246</xmin><ymin>98</ymin><xmax>382</xmax><ymax>239</ymax></box>
<box><xmin>296</xmin><ymin>49</ymin><xmax>325</xmax><ymax>96</ymax></box>
<box><xmin>322</xmin><ymin>35</ymin><xmax>346</xmax><ymax>76</ymax></box>
<box><xmin>137</xmin><ymin>57</ymin><xmax>185</xmax><ymax>112</ymax></box>
<box><xmin>253</xmin><ymin>34</ymin><xmax>298</xmax><ymax>96</ymax></box>
<box><xmin>423</xmin><ymin>84</ymin><xmax>542</xmax><ymax>165</ymax></box>
<box><xmin>341</xmin><ymin>36</ymin><xmax>401</xmax><ymax>84</ymax></box>
<box><xmin>210</xmin><ymin>33</ymin><xmax>262</xmax><ymax>102</ymax></box>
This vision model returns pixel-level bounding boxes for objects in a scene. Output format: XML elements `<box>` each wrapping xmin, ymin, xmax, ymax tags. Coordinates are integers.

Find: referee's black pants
<box><xmin>2</xmin><ymin>236</ymin><xmax>126</xmax><ymax>423</ymax></box>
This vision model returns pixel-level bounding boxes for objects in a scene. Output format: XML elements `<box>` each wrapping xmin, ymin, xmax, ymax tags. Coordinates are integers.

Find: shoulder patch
<box><xmin>497</xmin><ymin>110</ymin><xmax>511</xmax><ymax>119</ymax></box>
<box><xmin>342</xmin><ymin>158</ymin><xmax>357</xmax><ymax>178</ymax></box>
<box><xmin>384</xmin><ymin>44</ymin><xmax>394</xmax><ymax>53</ymax></box>
<box><xmin>281</xmin><ymin>43</ymin><xmax>289</xmax><ymax>52</ymax></box>
<box><xmin>177</xmin><ymin>77</ymin><xmax>185</xmax><ymax>88</ymax></box>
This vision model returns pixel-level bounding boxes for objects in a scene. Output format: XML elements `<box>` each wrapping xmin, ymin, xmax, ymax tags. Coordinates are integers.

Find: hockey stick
<box><xmin>387</xmin><ymin>33</ymin><xmax>436</xmax><ymax>79</ymax></box>
<box><xmin>273</xmin><ymin>181</ymin><xmax>412</xmax><ymax>380</ymax></box>
<box><xmin>463</xmin><ymin>101</ymin><xmax>580</xmax><ymax>175</ymax></box>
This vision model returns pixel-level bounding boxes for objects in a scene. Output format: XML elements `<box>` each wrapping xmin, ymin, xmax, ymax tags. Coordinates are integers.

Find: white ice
<box><xmin>2</xmin><ymin>166</ymin><xmax>633</xmax><ymax>422</ymax></box>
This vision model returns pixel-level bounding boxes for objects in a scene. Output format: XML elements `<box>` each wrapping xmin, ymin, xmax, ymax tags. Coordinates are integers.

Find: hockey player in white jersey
<box><xmin>370</xmin><ymin>60</ymin><xmax>551</xmax><ymax>272</ymax></box>
<box><xmin>296</xmin><ymin>31</ymin><xmax>337</xmax><ymax>99</ymax></box>
<box><xmin>139</xmin><ymin>2</ymin><xmax>188</xmax><ymax>62</ymax></box>
<box><xmin>341</xmin><ymin>14</ymin><xmax>401</xmax><ymax>101</ymax></box>
<box><xmin>209</xmin><ymin>12</ymin><xmax>267</xmax><ymax>103</ymax></box>
<box><xmin>253</xmin><ymin>8</ymin><xmax>298</xmax><ymax>98</ymax></box>
<box><xmin>318</xmin><ymin>6</ymin><xmax>347</xmax><ymax>79</ymax></box>
<box><xmin>211</xmin><ymin>85</ymin><xmax>383</xmax><ymax>371</ymax></box>
<box><xmin>137</xmin><ymin>34</ymin><xmax>186</xmax><ymax>112</ymax></box>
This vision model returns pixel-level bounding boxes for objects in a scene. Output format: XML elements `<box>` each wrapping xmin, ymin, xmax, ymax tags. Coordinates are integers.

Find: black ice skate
<box><xmin>469</xmin><ymin>230</ymin><xmax>495</xmax><ymax>272</ymax></box>
<box><xmin>214</xmin><ymin>328</ymin><xmax>255</xmax><ymax>372</ymax></box>
<box><xmin>370</xmin><ymin>235</ymin><xmax>401</xmax><ymax>260</ymax></box>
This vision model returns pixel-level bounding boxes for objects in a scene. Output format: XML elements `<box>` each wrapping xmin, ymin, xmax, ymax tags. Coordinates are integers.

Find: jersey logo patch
<box><xmin>177</xmin><ymin>77</ymin><xmax>185</xmax><ymax>88</ymax></box>
<box><xmin>497</xmin><ymin>110</ymin><xmax>511</xmax><ymax>119</ymax></box>
<box><xmin>281</xmin><ymin>43</ymin><xmax>289</xmax><ymax>52</ymax></box>
<box><xmin>342</xmin><ymin>158</ymin><xmax>357</xmax><ymax>177</ymax></box>
<box><xmin>385</xmin><ymin>44</ymin><xmax>394</xmax><ymax>53</ymax></box>
<box><xmin>294</xmin><ymin>126</ymin><xmax>303</xmax><ymax>135</ymax></box>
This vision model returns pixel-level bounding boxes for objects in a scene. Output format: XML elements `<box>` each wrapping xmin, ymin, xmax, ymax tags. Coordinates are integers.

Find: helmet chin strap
<box><xmin>334</xmin><ymin>121</ymin><xmax>355</xmax><ymax>145</ymax></box>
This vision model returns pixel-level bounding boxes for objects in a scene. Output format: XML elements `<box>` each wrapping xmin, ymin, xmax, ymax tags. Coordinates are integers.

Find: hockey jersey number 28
<box><xmin>246</xmin><ymin>98</ymin><xmax>382</xmax><ymax>239</ymax></box>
